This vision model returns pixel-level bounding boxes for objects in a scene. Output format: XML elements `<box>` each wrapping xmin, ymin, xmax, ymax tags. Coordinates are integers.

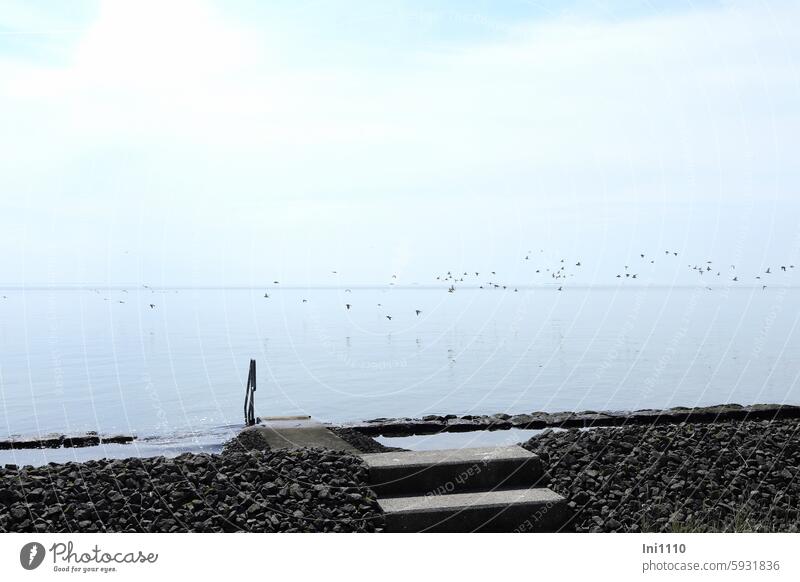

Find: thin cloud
<box><xmin>0</xmin><ymin>1</ymin><xmax>798</xmax><ymax>285</ymax></box>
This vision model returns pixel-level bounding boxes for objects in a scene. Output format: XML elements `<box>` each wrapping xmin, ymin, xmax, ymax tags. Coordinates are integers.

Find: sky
<box><xmin>1</xmin><ymin>0</ymin><xmax>799</xmax><ymax>287</ymax></box>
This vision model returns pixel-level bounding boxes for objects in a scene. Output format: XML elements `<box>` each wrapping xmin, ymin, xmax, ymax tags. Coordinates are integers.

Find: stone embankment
<box><xmin>522</xmin><ymin>418</ymin><xmax>800</xmax><ymax>532</ymax></box>
<box><xmin>0</xmin><ymin>448</ymin><xmax>383</xmax><ymax>533</ymax></box>
<box><xmin>340</xmin><ymin>404</ymin><xmax>800</xmax><ymax>436</ymax></box>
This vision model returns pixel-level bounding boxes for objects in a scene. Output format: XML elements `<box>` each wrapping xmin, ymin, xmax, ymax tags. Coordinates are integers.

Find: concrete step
<box><xmin>361</xmin><ymin>446</ymin><xmax>545</xmax><ymax>497</ymax></box>
<box><xmin>379</xmin><ymin>488</ymin><xmax>569</xmax><ymax>532</ymax></box>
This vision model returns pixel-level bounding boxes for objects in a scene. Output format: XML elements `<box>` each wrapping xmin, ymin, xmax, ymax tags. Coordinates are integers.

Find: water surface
<box><xmin>1</xmin><ymin>286</ymin><xmax>798</xmax><ymax>440</ymax></box>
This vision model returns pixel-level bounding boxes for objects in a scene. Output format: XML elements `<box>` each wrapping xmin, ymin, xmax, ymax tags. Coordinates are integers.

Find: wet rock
<box><xmin>62</xmin><ymin>436</ymin><xmax>101</xmax><ymax>448</ymax></box>
<box><xmin>101</xmin><ymin>435</ymin><xmax>136</xmax><ymax>445</ymax></box>
<box><xmin>337</xmin><ymin>404</ymin><xmax>800</xmax><ymax>437</ymax></box>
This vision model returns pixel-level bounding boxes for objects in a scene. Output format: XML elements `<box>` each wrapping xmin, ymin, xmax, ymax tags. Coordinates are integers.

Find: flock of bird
<box><xmin>3</xmin><ymin>249</ymin><xmax>795</xmax><ymax>318</ymax></box>
<box><xmin>255</xmin><ymin>249</ymin><xmax>798</xmax><ymax>321</ymax></box>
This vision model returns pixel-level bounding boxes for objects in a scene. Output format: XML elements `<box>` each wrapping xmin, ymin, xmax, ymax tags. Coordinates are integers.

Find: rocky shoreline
<box><xmin>3</xmin><ymin>409</ymin><xmax>799</xmax><ymax>533</ymax></box>
<box><xmin>4</xmin><ymin>403</ymin><xmax>797</xmax><ymax>449</ymax></box>
<box><xmin>523</xmin><ymin>418</ymin><xmax>800</xmax><ymax>532</ymax></box>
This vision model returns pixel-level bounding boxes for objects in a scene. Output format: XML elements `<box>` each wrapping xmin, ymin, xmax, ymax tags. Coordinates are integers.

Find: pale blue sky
<box><xmin>1</xmin><ymin>0</ymin><xmax>798</xmax><ymax>287</ymax></box>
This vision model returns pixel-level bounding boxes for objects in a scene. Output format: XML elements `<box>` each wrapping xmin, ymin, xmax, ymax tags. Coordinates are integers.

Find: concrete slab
<box><xmin>363</xmin><ymin>445</ymin><xmax>534</xmax><ymax>468</ymax></box>
<box><xmin>361</xmin><ymin>446</ymin><xmax>544</xmax><ymax>496</ymax></box>
<box><xmin>379</xmin><ymin>487</ymin><xmax>569</xmax><ymax>532</ymax></box>
<box><xmin>248</xmin><ymin>418</ymin><xmax>357</xmax><ymax>452</ymax></box>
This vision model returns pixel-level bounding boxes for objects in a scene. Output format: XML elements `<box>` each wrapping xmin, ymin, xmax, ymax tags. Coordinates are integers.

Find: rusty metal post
<box><xmin>244</xmin><ymin>359</ymin><xmax>257</xmax><ymax>426</ymax></box>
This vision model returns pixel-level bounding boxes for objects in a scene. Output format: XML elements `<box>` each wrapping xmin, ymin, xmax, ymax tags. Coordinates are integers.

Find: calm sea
<box><xmin>1</xmin><ymin>286</ymin><xmax>799</xmax><ymax>441</ymax></box>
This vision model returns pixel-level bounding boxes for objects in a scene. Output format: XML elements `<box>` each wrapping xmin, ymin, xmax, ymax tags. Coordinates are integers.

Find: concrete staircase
<box><xmin>361</xmin><ymin>446</ymin><xmax>570</xmax><ymax>532</ymax></box>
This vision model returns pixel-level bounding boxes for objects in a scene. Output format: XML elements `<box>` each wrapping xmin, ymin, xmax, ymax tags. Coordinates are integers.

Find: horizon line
<box><xmin>0</xmin><ymin>283</ymin><xmax>795</xmax><ymax>291</ymax></box>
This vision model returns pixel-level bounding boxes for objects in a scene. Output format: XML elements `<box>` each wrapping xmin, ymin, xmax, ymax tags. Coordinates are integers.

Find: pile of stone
<box><xmin>220</xmin><ymin>428</ymin><xmax>272</xmax><ymax>455</ymax></box>
<box><xmin>522</xmin><ymin>419</ymin><xmax>800</xmax><ymax>532</ymax></box>
<box><xmin>0</xmin><ymin>449</ymin><xmax>384</xmax><ymax>533</ymax></box>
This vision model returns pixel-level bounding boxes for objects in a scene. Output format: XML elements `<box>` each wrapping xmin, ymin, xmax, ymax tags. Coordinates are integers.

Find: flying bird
<box><xmin>415</xmin><ymin>310</ymin><xmax>421</xmax><ymax>316</ymax></box>
<box><xmin>149</xmin><ymin>304</ymin><xmax>156</xmax><ymax>309</ymax></box>
<box><xmin>345</xmin><ymin>304</ymin><xmax>351</xmax><ymax>310</ymax></box>
<box><xmin>386</xmin><ymin>315</ymin><xmax>392</xmax><ymax>320</ymax></box>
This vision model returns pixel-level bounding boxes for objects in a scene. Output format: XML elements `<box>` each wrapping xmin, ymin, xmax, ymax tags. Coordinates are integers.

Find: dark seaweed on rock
<box><xmin>328</xmin><ymin>427</ymin><xmax>408</xmax><ymax>453</ymax></box>
<box><xmin>522</xmin><ymin>419</ymin><xmax>800</xmax><ymax>532</ymax></box>
<box><xmin>0</xmin><ymin>449</ymin><xmax>383</xmax><ymax>533</ymax></box>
